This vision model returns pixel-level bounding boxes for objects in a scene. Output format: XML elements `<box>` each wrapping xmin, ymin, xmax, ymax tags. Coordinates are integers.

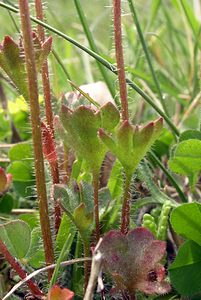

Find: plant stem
<box><xmin>74</xmin><ymin>0</ymin><xmax>116</xmax><ymax>101</ymax></box>
<box><xmin>83</xmin><ymin>240</ymin><xmax>91</xmax><ymax>292</ymax></box>
<box><xmin>0</xmin><ymin>240</ymin><xmax>44</xmax><ymax>298</ymax></box>
<box><xmin>50</xmin><ymin>161</ymin><xmax>61</xmax><ymax>232</ymax></box>
<box><xmin>34</xmin><ymin>0</ymin><xmax>54</xmax><ymax>132</ymax></box>
<box><xmin>0</xmin><ymin>2</ymin><xmax>180</xmax><ymax>136</ymax></box>
<box><xmin>52</xmin><ymin>49</ymin><xmax>72</xmax><ymax>81</ymax></box>
<box><xmin>113</xmin><ymin>0</ymin><xmax>129</xmax><ymax>121</ymax></box>
<box><xmin>93</xmin><ymin>173</ymin><xmax>100</xmax><ymax>242</ymax></box>
<box><xmin>149</xmin><ymin>151</ymin><xmax>188</xmax><ymax>203</ymax></box>
<box><xmin>18</xmin><ymin>0</ymin><xmax>54</xmax><ymax>279</ymax></box>
<box><xmin>121</xmin><ymin>175</ymin><xmax>131</xmax><ymax>235</ymax></box>
<box><xmin>128</xmin><ymin>0</ymin><xmax>169</xmax><ymax>117</ymax></box>
<box><xmin>34</xmin><ymin>0</ymin><xmax>61</xmax><ymax>232</ymax></box>
<box><xmin>49</xmin><ymin>233</ymin><xmax>74</xmax><ymax>288</ymax></box>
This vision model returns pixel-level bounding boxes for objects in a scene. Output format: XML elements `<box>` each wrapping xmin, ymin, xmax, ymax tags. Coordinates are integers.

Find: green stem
<box><xmin>52</xmin><ymin>49</ymin><xmax>72</xmax><ymax>81</ymax></box>
<box><xmin>113</xmin><ymin>0</ymin><xmax>129</xmax><ymax>121</ymax></box>
<box><xmin>128</xmin><ymin>0</ymin><xmax>169</xmax><ymax>117</ymax></box>
<box><xmin>49</xmin><ymin>233</ymin><xmax>74</xmax><ymax>288</ymax></box>
<box><xmin>93</xmin><ymin>172</ymin><xmax>100</xmax><ymax>242</ymax></box>
<box><xmin>74</xmin><ymin>0</ymin><xmax>115</xmax><ymax>100</ymax></box>
<box><xmin>18</xmin><ymin>0</ymin><xmax>54</xmax><ymax>280</ymax></box>
<box><xmin>0</xmin><ymin>1</ymin><xmax>179</xmax><ymax>136</ymax></box>
<box><xmin>121</xmin><ymin>175</ymin><xmax>131</xmax><ymax>235</ymax></box>
<box><xmin>83</xmin><ymin>240</ymin><xmax>90</xmax><ymax>292</ymax></box>
<box><xmin>149</xmin><ymin>151</ymin><xmax>188</xmax><ymax>203</ymax></box>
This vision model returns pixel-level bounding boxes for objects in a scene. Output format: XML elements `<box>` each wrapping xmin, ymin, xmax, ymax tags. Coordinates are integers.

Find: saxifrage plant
<box><xmin>0</xmin><ymin>0</ymin><xmax>200</xmax><ymax>299</ymax></box>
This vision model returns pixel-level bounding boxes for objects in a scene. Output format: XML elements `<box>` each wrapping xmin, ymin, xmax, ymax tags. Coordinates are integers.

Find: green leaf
<box><xmin>60</xmin><ymin>105</ymin><xmax>106</xmax><ymax>173</ymax></box>
<box><xmin>8</xmin><ymin>142</ymin><xmax>32</xmax><ymax>161</ymax></box>
<box><xmin>0</xmin><ymin>110</ymin><xmax>11</xmax><ymax>140</ymax></box>
<box><xmin>179</xmin><ymin>130</ymin><xmax>201</xmax><ymax>142</ymax></box>
<box><xmin>50</xmin><ymin>233</ymin><xmax>75</xmax><ymax>288</ymax></box>
<box><xmin>98</xmin><ymin>187</ymin><xmax>111</xmax><ymax>216</ymax></box>
<box><xmin>100</xmin><ymin>118</ymin><xmax>163</xmax><ymax>178</ymax></box>
<box><xmin>170</xmin><ymin>203</ymin><xmax>201</xmax><ymax>246</ymax></box>
<box><xmin>0</xmin><ymin>220</ymin><xmax>31</xmax><ymax>259</ymax></box>
<box><xmin>73</xmin><ymin>203</ymin><xmax>93</xmax><ymax>238</ymax></box>
<box><xmin>13</xmin><ymin>181</ymin><xmax>35</xmax><ymax>198</ymax></box>
<box><xmin>25</xmin><ymin>227</ymin><xmax>45</xmax><ymax>268</ymax></box>
<box><xmin>108</xmin><ymin>159</ymin><xmax>123</xmax><ymax>200</ymax></box>
<box><xmin>154</xmin><ymin>294</ymin><xmax>179</xmax><ymax>300</ymax></box>
<box><xmin>100</xmin><ymin>102</ymin><xmax>120</xmax><ymax>131</ymax></box>
<box><xmin>154</xmin><ymin>128</ymin><xmax>174</xmax><ymax>157</ymax></box>
<box><xmin>7</xmin><ymin>161</ymin><xmax>33</xmax><ymax>181</ymax></box>
<box><xmin>168</xmin><ymin>139</ymin><xmax>201</xmax><ymax>175</ymax></box>
<box><xmin>54</xmin><ymin>184</ymin><xmax>79</xmax><ymax>214</ymax></box>
<box><xmin>0</xmin><ymin>193</ymin><xmax>14</xmax><ymax>213</ymax></box>
<box><xmin>150</xmin><ymin>0</ymin><xmax>161</xmax><ymax>26</ymax></box>
<box><xmin>179</xmin><ymin>0</ymin><xmax>201</xmax><ymax>48</ymax></box>
<box><xmin>169</xmin><ymin>240</ymin><xmax>201</xmax><ymax>296</ymax></box>
<box><xmin>56</xmin><ymin>214</ymin><xmax>75</xmax><ymax>251</ymax></box>
<box><xmin>19</xmin><ymin>213</ymin><xmax>39</xmax><ymax>230</ymax></box>
<box><xmin>0</xmin><ymin>36</ymin><xmax>29</xmax><ymax>100</ymax></box>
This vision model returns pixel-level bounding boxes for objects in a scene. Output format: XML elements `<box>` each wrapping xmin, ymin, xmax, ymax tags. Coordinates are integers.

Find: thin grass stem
<box><xmin>0</xmin><ymin>1</ymin><xmax>179</xmax><ymax>136</ymax></box>
<box><xmin>74</xmin><ymin>0</ymin><xmax>116</xmax><ymax>100</ymax></box>
<box><xmin>128</xmin><ymin>0</ymin><xmax>169</xmax><ymax>117</ymax></box>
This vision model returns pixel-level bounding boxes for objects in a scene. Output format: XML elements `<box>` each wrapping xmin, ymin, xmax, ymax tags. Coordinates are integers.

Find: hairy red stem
<box><xmin>120</xmin><ymin>176</ymin><xmax>131</xmax><ymax>235</ymax></box>
<box><xmin>34</xmin><ymin>0</ymin><xmax>54</xmax><ymax>132</ymax></box>
<box><xmin>50</xmin><ymin>161</ymin><xmax>61</xmax><ymax>232</ymax></box>
<box><xmin>113</xmin><ymin>0</ymin><xmax>128</xmax><ymax>121</ymax></box>
<box><xmin>18</xmin><ymin>0</ymin><xmax>54</xmax><ymax>280</ymax></box>
<box><xmin>41</xmin><ymin>121</ymin><xmax>61</xmax><ymax>233</ymax></box>
<box><xmin>35</xmin><ymin>0</ymin><xmax>61</xmax><ymax>232</ymax></box>
<box><xmin>0</xmin><ymin>240</ymin><xmax>44</xmax><ymax>298</ymax></box>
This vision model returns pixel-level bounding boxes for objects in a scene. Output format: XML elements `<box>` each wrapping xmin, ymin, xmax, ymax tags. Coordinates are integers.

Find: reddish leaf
<box><xmin>0</xmin><ymin>167</ymin><xmax>12</xmax><ymax>193</ymax></box>
<box><xmin>41</xmin><ymin>122</ymin><xmax>57</xmax><ymax>163</ymax></box>
<box><xmin>48</xmin><ymin>285</ymin><xmax>74</xmax><ymax>300</ymax></box>
<box><xmin>0</xmin><ymin>167</ymin><xmax>7</xmax><ymax>193</ymax></box>
<box><xmin>99</xmin><ymin>227</ymin><xmax>171</xmax><ymax>295</ymax></box>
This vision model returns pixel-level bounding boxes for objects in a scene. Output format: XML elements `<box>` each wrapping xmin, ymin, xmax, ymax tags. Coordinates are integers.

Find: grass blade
<box><xmin>0</xmin><ymin>1</ymin><xmax>179</xmax><ymax>136</ymax></box>
<box><xmin>128</xmin><ymin>0</ymin><xmax>169</xmax><ymax>116</ymax></box>
<box><xmin>73</xmin><ymin>0</ymin><xmax>116</xmax><ymax>100</ymax></box>
<box><xmin>49</xmin><ymin>233</ymin><xmax>74</xmax><ymax>288</ymax></box>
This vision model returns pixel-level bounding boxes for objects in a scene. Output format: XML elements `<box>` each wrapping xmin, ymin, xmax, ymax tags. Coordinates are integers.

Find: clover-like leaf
<box><xmin>170</xmin><ymin>203</ymin><xmax>201</xmax><ymax>246</ymax></box>
<box><xmin>99</xmin><ymin>118</ymin><xmax>163</xmax><ymax>177</ymax></box>
<box><xmin>99</xmin><ymin>227</ymin><xmax>171</xmax><ymax>296</ymax></box>
<box><xmin>168</xmin><ymin>139</ymin><xmax>201</xmax><ymax>176</ymax></box>
<box><xmin>0</xmin><ymin>220</ymin><xmax>31</xmax><ymax>259</ymax></box>
<box><xmin>169</xmin><ymin>240</ymin><xmax>201</xmax><ymax>296</ymax></box>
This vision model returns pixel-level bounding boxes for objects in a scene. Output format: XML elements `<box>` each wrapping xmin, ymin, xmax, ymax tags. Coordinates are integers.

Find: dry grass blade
<box><xmin>2</xmin><ymin>257</ymin><xmax>91</xmax><ymax>300</ymax></box>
